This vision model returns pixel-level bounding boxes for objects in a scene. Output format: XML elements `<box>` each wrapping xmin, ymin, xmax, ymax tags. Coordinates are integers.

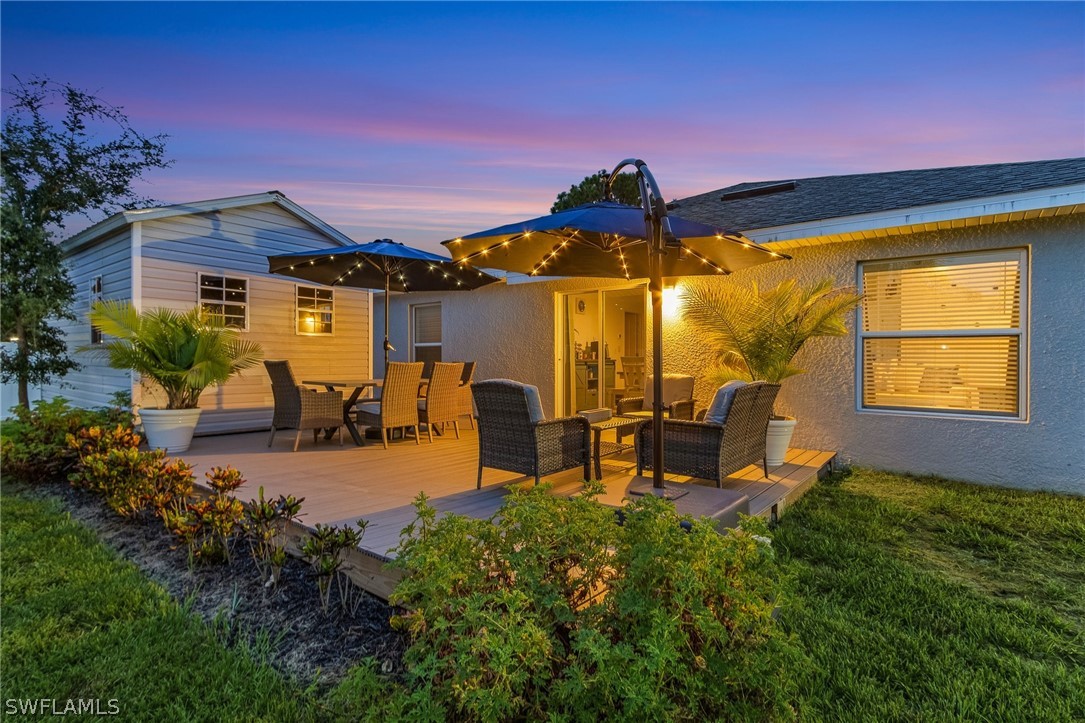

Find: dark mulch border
<box><xmin>12</xmin><ymin>479</ymin><xmax>407</xmax><ymax>688</ymax></box>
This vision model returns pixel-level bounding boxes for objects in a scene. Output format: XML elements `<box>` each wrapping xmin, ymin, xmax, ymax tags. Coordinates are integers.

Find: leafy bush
<box><xmin>67</xmin><ymin>424</ymin><xmax>144</xmax><ymax>489</ymax></box>
<box><xmin>390</xmin><ymin>485</ymin><xmax>801</xmax><ymax>721</ymax></box>
<box><xmin>301</xmin><ymin>520</ymin><xmax>367</xmax><ymax>615</ymax></box>
<box><xmin>67</xmin><ymin>426</ymin><xmax>194</xmax><ymax>520</ymax></box>
<box><xmin>243</xmin><ymin>486</ymin><xmax>304</xmax><ymax>587</ymax></box>
<box><xmin>1</xmin><ymin>396</ymin><xmax>132</xmax><ymax>482</ymax></box>
<box><xmin>163</xmin><ymin>466</ymin><xmax>246</xmax><ymax>565</ymax></box>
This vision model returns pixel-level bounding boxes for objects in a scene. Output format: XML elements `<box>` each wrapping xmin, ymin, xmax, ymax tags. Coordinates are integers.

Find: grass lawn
<box><xmin>775</xmin><ymin>468</ymin><xmax>1085</xmax><ymax>721</ymax></box>
<box><xmin>0</xmin><ymin>486</ymin><xmax>328</xmax><ymax>722</ymax></box>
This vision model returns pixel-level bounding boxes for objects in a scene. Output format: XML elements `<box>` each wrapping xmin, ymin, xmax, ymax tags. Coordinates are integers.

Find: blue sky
<box><xmin>3</xmin><ymin>2</ymin><xmax>1083</xmax><ymax>252</ymax></box>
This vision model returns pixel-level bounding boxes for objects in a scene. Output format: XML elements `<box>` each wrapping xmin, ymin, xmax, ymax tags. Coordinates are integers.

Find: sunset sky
<box><xmin>3</xmin><ymin>2</ymin><xmax>1083</xmax><ymax>253</ymax></box>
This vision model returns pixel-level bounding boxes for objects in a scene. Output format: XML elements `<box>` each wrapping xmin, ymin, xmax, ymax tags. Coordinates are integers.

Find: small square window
<box><xmin>199</xmin><ymin>274</ymin><xmax>248</xmax><ymax>330</ymax></box>
<box><xmin>297</xmin><ymin>286</ymin><xmax>334</xmax><ymax>335</ymax></box>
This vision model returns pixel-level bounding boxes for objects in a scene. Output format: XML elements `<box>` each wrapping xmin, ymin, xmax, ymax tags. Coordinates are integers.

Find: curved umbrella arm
<box><xmin>607</xmin><ymin>159</ymin><xmax>671</xmax><ymax>489</ymax></box>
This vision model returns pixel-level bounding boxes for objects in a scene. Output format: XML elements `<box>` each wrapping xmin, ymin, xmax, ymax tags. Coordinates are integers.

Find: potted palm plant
<box><xmin>680</xmin><ymin>278</ymin><xmax>862</xmax><ymax>466</ymax></box>
<box><xmin>88</xmin><ymin>300</ymin><xmax>263</xmax><ymax>453</ymax></box>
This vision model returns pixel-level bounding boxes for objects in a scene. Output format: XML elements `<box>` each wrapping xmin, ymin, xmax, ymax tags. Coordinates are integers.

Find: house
<box><xmin>375</xmin><ymin>158</ymin><xmax>1085</xmax><ymax>494</ymax></box>
<box><xmin>40</xmin><ymin>191</ymin><xmax>372</xmax><ymax>434</ymax></box>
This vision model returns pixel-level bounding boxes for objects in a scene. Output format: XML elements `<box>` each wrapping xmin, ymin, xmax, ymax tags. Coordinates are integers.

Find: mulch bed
<box><xmin>19</xmin><ymin>480</ymin><xmax>407</xmax><ymax>688</ymax></box>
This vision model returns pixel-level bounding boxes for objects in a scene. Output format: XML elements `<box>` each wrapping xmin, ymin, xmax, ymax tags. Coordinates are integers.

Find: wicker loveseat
<box><xmin>635</xmin><ymin>381</ymin><xmax>780</xmax><ymax>486</ymax></box>
<box><xmin>472</xmin><ymin>379</ymin><xmax>591</xmax><ymax>489</ymax></box>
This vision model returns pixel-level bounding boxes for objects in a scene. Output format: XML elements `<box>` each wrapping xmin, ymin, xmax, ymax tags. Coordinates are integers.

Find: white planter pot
<box><xmin>765</xmin><ymin>417</ymin><xmax>797</xmax><ymax>467</ymax></box>
<box><xmin>139</xmin><ymin>408</ymin><xmax>202</xmax><ymax>454</ymax></box>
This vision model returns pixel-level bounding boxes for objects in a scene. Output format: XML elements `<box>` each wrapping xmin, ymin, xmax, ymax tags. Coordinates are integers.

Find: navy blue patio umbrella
<box><xmin>268</xmin><ymin>239</ymin><xmax>500</xmax><ymax>372</ymax></box>
<box><xmin>443</xmin><ymin>159</ymin><xmax>789</xmax><ymax>492</ymax></box>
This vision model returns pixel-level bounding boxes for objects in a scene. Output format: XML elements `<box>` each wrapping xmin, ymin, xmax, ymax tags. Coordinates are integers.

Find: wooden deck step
<box><xmin>179</xmin><ymin>429</ymin><xmax>835</xmax><ymax>597</ymax></box>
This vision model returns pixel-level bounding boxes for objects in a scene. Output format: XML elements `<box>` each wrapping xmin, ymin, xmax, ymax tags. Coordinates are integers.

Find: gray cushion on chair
<box><xmin>522</xmin><ymin>384</ymin><xmax>545</xmax><ymax>423</ymax></box>
<box><xmin>487</xmin><ymin>378</ymin><xmax>546</xmax><ymax>423</ymax></box>
<box><xmin>704</xmin><ymin>380</ymin><xmax>747</xmax><ymax>425</ymax></box>
<box><xmin>357</xmin><ymin>401</ymin><xmax>381</xmax><ymax>416</ymax></box>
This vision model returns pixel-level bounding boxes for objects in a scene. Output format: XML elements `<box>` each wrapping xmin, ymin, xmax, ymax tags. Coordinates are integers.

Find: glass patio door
<box><xmin>560</xmin><ymin>285</ymin><xmax>646</xmax><ymax>416</ymax></box>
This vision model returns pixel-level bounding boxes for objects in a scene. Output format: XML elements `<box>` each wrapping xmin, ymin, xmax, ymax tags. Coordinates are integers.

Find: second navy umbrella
<box><xmin>268</xmin><ymin>239</ymin><xmax>500</xmax><ymax>372</ymax></box>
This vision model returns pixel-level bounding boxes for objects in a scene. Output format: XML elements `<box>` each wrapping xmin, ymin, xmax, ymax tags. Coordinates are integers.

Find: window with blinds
<box><xmin>199</xmin><ymin>274</ymin><xmax>248</xmax><ymax>330</ymax></box>
<box><xmin>858</xmin><ymin>249</ymin><xmax>1027</xmax><ymax>418</ymax></box>
<box><xmin>296</xmin><ymin>286</ymin><xmax>334</xmax><ymax>335</ymax></box>
<box><xmin>411</xmin><ymin>303</ymin><xmax>442</xmax><ymax>372</ymax></box>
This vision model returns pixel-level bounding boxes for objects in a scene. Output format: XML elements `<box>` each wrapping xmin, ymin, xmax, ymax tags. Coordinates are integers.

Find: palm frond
<box><xmin>86</xmin><ymin>301</ymin><xmax>264</xmax><ymax>409</ymax></box>
<box><xmin>680</xmin><ymin>278</ymin><xmax>861</xmax><ymax>384</ymax></box>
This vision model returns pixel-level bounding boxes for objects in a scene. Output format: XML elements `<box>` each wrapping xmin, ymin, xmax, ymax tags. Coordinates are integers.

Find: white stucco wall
<box><xmin>375</xmin><ymin>276</ymin><xmax>647</xmax><ymax>418</ymax></box>
<box><xmin>378</xmin><ymin>214</ymin><xmax>1084</xmax><ymax>494</ymax></box>
<box><xmin>670</xmin><ymin>214</ymin><xmax>1085</xmax><ymax>494</ymax></box>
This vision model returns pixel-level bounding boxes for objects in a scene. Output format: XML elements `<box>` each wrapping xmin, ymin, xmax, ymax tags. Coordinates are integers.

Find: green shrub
<box><xmin>389</xmin><ymin>485</ymin><xmax>801</xmax><ymax>721</ymax></box>
<box><xmin>67</xmin><ymin>424</ymin><xmax>194</xmax><ymax>521</ymax></box>
<box><xmin>1</xmin><ymin>396</ymin><xmax>132</xmax><ymax>483</ymax></box>
<box><xmin>67</xmin><ymin>424</ymin><xmax>144</xmax><ymax>490</ymax></box>
<box><xmin>243</xmin><ymin>486</ymin><xmax>304</xmax><ymax>587</ymax></box>
<box><xmin>300</xmin><ymin>520</ymin><xmax>367</xmax><ymax>615</ymax></box>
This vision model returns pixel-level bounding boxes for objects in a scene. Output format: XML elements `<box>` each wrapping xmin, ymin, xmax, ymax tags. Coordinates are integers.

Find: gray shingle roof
<box><xmin>670</xmin><ymin>158</ymin><xmax>1085</xmax><ymax>232</ymax></box>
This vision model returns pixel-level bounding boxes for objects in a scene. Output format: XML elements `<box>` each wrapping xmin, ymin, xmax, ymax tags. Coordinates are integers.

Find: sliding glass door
<box><xmin>560</xmin><ymin>285</ymin><xmax>646</xmax><ymax>416</ymax></box>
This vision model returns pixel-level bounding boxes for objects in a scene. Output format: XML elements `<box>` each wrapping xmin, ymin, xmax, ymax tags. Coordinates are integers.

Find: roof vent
<box><xmin>721</xmin><ymin>181</ymin><xmax>796</xmax><ymax>202</ymax></box>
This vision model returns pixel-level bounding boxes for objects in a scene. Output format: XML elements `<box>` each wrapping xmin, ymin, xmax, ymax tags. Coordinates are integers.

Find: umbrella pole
<box><xmin>383</xmin><ymin>273</ymin><xmax>391</xmax><ymax>374</ymax></box>
<box><xmin>612</xmin><ymin>159</ymin><xmax>673</xmax><ymax>491</ymax></box>
<box><xmin>627</xmin><ymin>164</ymin><xmax>667</xmax><ymax>490</ymax></box>
<box><xmin>649</xmin><ymin>243</ymin><xmax>665</xmax><ymax>489</ymax></box>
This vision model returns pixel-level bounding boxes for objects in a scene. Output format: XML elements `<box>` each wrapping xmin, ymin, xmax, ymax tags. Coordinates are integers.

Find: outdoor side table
<box><xmin>588</xmin><ymin>415</ymin><xmax>641</xmax><ymax>479</ymax></box>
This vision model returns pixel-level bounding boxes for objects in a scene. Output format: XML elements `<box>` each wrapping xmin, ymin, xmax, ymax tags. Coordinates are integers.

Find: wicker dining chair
<box><xmin>635</xmin><ymin>382</ymin><xmax>780</xmax><ymax>486</ymax></box>
<box><xmin>418</xmin><ymin>362</ymin><xmax>464</xmax><ymax>442</ymax></box>
<box><xmin>620</xmin><ymin>356</ymin><xmax>645</xmax><ymax>396</ymax></box>
<box><xmin>356</xmin><ymin>361</ymin><xmax>424</xmax><ymax>448</ymax></box>
<box><xmin>264</xmin><ymin>360</ymin><xmax>345</xmax><ymax>452</ymax></box>
<box><xmin>455</xmin><ymin>361</ymin><xmax>477</xmax><ymax>429</ymax></box>
<box><xmin>472</xmin><ymin>379</ymin><xmax>591</xmax><ymax>489</ymax></box>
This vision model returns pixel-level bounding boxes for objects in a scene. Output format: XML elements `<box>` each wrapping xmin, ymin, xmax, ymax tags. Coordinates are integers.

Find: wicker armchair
<box><xmin>264</xmin><ymin>360</ymin><xmax>344</xmax><ymax>452</ymax></box>
<box><xmin>418</xmin><ymin>362</ymin><xmax>464</xmax><ymax>442</ymax></box>
<box><xmin>472</xmin><ymin>379</ymin><xmax>591</xmax><ymax>489</ymax></box>
<box><xmin>356</xmin><ymin>362</ymin><xmax>424</xmax><ymax>448</ymax></box>
<box><xmin>455</xmin><ymin>361</ymin><xmax>477</xmax><ymax>429</ymax></box>
<box><xmin>635</xmin><ymin>382</ymin><xmax>780</xmax><ymax>486</ymax></box>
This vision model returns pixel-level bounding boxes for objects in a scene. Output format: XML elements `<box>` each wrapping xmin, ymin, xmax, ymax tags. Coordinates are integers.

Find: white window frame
<box><xmin>410</xmin><ymin>302</ymin><xmax>442</xmax><ymax>363</ymax></box>
<box><xmin>295</xmin><ymin>284</ymin><xmax>335</xmax><ymax>336</ymax></box>
<box><xmin>198</xmin><ymin>273</ymin><xmax>249</xmax><ymax>331</ymax></box>
<box><xmin>856</xmin><ymin>248</ymin><xmax>1029</xmax><ymax>421</ymax></box>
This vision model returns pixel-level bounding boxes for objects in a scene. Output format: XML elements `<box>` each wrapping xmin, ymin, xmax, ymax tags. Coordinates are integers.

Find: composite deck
<box><xmin>182</xmin><ymin>427</ymin><xmax>835</xmax><ymax>564</ymax></box>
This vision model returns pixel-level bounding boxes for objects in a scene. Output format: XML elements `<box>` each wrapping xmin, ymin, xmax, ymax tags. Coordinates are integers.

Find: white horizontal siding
<box><xmin>140</xmin><ymin>203</ymin><xmax>345</xmax><ymax>273</ymax></box>
<box><xmin>138</xmin><ymin>205</ymin><xmax>370</xmax><ymax>433</ymax></box>
<box><xmin>39</xmin><ymin>228</ymin><xmax>134</xmax><ymax>410</ymax></box>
